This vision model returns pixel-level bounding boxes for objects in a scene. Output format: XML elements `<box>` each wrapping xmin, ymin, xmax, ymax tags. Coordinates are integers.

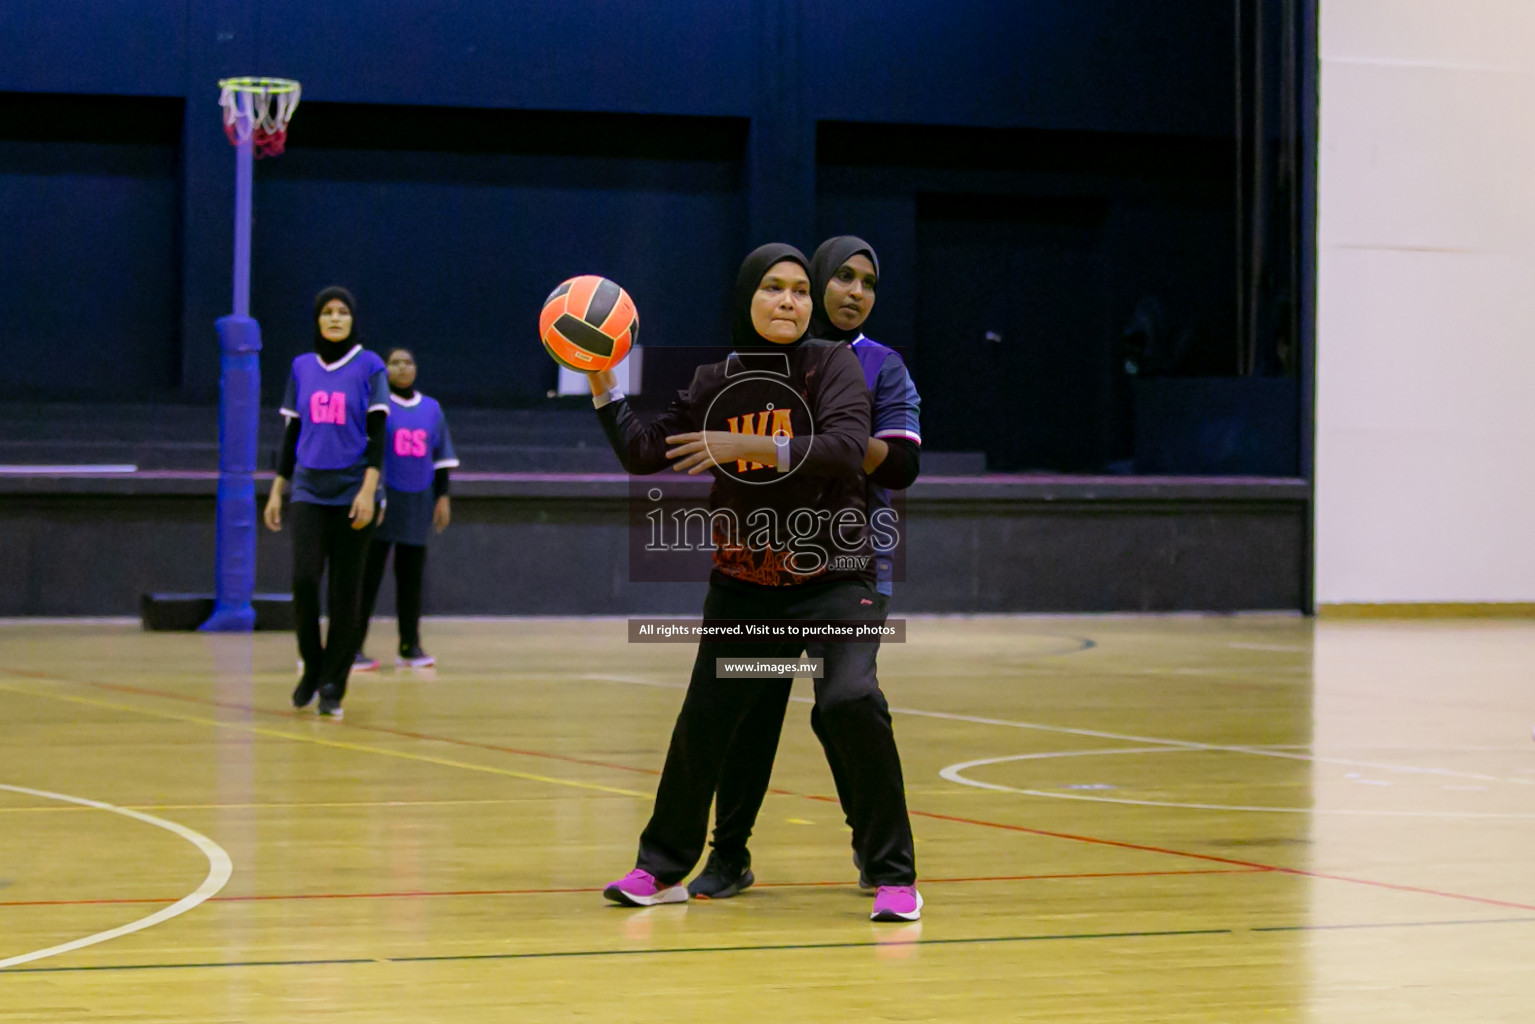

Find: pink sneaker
<box><xmin>603</xmin><ymin>868</ymin><xmax>689</xmax><ymax>907</ymax></box>
<box><xmin>871</xmin><ymin>885</ymin><xmax>923</xmax><ymax>922</ymax></box>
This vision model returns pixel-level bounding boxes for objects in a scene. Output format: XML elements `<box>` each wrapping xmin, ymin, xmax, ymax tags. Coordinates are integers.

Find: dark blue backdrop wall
<box><xmin>1</xmin><ymin>0</ymin><xmax>1265</xmax><ymax>469</ymax></box>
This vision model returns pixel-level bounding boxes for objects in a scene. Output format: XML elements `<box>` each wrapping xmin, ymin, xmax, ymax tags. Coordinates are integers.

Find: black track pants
<box><xmin>634</xmin><ymin>578</ymin><xmax>915</xmax><ymax>887</ymax></box>
<box><xmin>359</xmin><ymin>540</ymin><xmax>427</xmax><ymax>652</ymax></box>
<box><xmin>291</xmin><ymin>500</ymin><xmax>376</xmax><ymax>700</ymax></box>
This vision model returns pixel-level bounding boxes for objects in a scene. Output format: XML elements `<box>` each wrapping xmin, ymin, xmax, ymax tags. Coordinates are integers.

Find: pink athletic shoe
<box><xmin>871</xmin><ymin>885</ymin><xmax>924</xmax><ymax>922</ymax></box>
<box><xmin>603</xmin><ymin>869</ymin><xmax>689</xmax><ymax>907</ymax></box>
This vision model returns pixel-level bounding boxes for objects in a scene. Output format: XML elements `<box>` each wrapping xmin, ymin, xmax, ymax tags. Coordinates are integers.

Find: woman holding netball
<box><xmin>690</xmin><ymin>235</ymin><xmax>924</xmax><ymax>900</ymax></box>
<box><xmin>355</xmin><ymin>347</ymin><xmax>458</xmax><ymax>670</ymax></box>
<box><xmin>264</xmin><ymin>286</ymin><xmax>390</xmax><ymax>719</ymax></box>
<box><xmin>586</xmin><ymin>244</ymin><xmax>922</xmax><ymax>922</ymax></box>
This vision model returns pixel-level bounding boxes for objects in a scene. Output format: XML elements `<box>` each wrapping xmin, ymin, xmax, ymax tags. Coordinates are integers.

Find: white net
<box><xmin>218</xmin><ymin>77</ymin><xmax>301</xmax><ymax>149</ymax></box>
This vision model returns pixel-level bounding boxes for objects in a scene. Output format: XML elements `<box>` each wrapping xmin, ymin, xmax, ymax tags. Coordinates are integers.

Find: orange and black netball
<box><xmin>538</xmin><ymin>275</ymin><xmax>638</xmax><ymax>372</ymax></box>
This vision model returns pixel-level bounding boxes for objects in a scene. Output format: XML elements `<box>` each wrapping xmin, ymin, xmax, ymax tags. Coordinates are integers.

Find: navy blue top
<box><xmin>850</xmin><ymin>334</ymin><xmax>923</xmax><ymax>595</ymax></box>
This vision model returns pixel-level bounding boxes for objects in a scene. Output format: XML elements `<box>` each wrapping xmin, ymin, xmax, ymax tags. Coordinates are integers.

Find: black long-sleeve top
<box><xmin>598</xmin><ymin>339</ymin><xmax>874</xmax><ymax>587</ymax></box>
<box><xmin>278</xmin><ymin>410</ymin><xmax>387</xmax><ymax>481</ymax></box>
<box><xmin>868</xmin><ymin>437</ymin><xmax>919</xmax><ymax>490</ymax></box>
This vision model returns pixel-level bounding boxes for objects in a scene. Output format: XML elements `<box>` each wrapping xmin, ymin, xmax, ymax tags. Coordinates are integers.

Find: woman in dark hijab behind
<box><xmin>694</xmin><ymin>234</ymin><xmax>926</xmax><ymax>899</ymax></box>
<box><xmin>583</xmin><ymin>243</ymin><xmax>923</xmax><ymax>922</ymax></box>
<box><xmin>354</xmin><ymin>346</ymin><xmax>459</xmax><ymax>671</ymax></box>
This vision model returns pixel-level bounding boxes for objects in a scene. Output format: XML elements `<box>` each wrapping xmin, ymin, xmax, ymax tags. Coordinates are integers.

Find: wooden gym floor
<box><xmin>1</xmin><ymin>615</ymin><xmax>1531</xmax><ymax>1021</ymax></box>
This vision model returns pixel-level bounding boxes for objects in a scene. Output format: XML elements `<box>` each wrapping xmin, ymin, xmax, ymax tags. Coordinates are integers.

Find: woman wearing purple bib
<box><xmin>355</xmin><ymin>347</ymin><xmax>458</xmax><ymax>670</ymax></box>
<box><xmin>263</xmin><ymin>286</ymin><xmax>390</xmax><ymax>719</ymax></box>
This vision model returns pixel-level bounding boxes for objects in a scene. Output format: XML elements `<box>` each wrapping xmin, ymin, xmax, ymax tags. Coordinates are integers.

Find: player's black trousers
<box><xmin>635</xmin><ymin>578</ymin><xmax>916</xmax><ymax>888</ymax></box>
<box><xmin>707</xmin><ymin>594</ymin><xmax>890</xmax><ymax>858</ymax></box>
<box><xmin>290</xmin><ymin>500</ymin><xmax>376</xmax><ymax>701</ymax></box>
<box><xmin>359</xmin><ymin>540</ymin><xmax>427</xmax><ymax>652</ymax></box>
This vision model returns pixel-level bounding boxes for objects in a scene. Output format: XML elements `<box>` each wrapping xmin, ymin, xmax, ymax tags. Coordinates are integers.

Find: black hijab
<box><xmin>809</xmin><ymin>235</ymin><xmax>879</xmax><ymax>342</ymax></box>
<box><xmin>312</xmin><ymin>286</ymin><xmax>357</xmax><ymax>364</ymax></box>
<box><xmin>730</xmin><ymin>243</ymin><xmax>812</xmax><ymax>351</ymax></box>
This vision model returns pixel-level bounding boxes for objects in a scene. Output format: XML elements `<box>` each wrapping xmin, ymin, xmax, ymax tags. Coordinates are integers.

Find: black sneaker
<box><xmin>317</xmin><ymin>695</ymin><xmax>344</xmax><ymax>719</ymax></box>
<box><xmin>292</xmin><ymin>672</ymin><xmax>320</xmax><ymax>710</ymax></box>
<box><xmin>397</xmin><ymin>645</ymin><xmax>436</xmax><ymax>668</ymax></box>
<box><xmin>686</xmin><ymin>849</ymin><xmax>754</xmax><ymax>899</ymax></box>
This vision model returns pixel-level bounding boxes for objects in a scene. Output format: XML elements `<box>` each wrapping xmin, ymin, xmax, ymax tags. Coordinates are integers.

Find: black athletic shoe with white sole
<box><xmin>317</xmin><ymin>693</ymin><xmax>344</xmax><ymax>719</ymax></box>
<box><xmin>686</xmin><ymin>849</ymin><xmax>754</xmax><ymax>899</ymax></box>
<box><xmin>292</xmin><ymin>673</ymin><xmax>320</xmax><ymax>710</ymax></box>
<box><xmin>397</xmin><ymin>645</ymin><xmax>436</xmax><ymax>668</ymax></box>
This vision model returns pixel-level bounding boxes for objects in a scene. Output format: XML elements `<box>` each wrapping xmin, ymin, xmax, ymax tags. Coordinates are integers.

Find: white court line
<box><xmin>0</xmin><ymin>618</ymin><xmax>142</xmax><ymax>627</ymax></box>
<box><xmin>580</xmin><ymin>673</ymin><xmax>1535</xmax><ymax>787</ymax></box>
<box><xmin>0</xmin><ymin>465</ymin><xmax>138</xmax><ymax>475</ymax></box>
<box><xmin>824</xmin><ymin>700</ymin><xmax>1535</xmax><ymax>787</ymax></box>
<box><xmin>938</xmin><ymin>753</ymin><xmax>1535</xmax><ymax>819</ymax></box>
<box><xmin>0</xmin><ymin>783</ymin><xmax>233</xmax><ymax>970</ymax></box>
<box><xmin>579</xmin><ymin>673</ymin><xmax>684</xmax><ymax>690</ymax></box>
<box><xmin>1227</xmin><ymin>642</ymin><xmax>1309</xmax><ymax>652</ymax></box>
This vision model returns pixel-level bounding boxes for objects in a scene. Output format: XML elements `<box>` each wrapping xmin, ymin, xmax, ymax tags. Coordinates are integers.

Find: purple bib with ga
<box><xmin>280</xmin><ymin>346</ymin><xmax>389</xmax><ymax>470</ymax></box>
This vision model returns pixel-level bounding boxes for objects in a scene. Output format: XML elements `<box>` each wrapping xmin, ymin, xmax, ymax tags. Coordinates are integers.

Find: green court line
<box><xmin>4</xmin><ymin>928</ymin><xmax>1230</xmax><ymax>974</ymax></box>
<box><xmin>1252</xmin><ymin>916</ymin><xmax>1535</xmax><ymax>932</ymax></box>
<box><xmin>14</xmin><ymin>916</ymin><xmax>1535</xmax><ymax>974</ymax></box>
<box><xmin>7</xmin><ymin>957</ymin><xmax>377</xmax><ymax>973</ymax></box>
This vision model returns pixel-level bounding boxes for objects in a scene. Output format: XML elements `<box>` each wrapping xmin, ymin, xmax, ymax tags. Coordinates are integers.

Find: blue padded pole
<box><xmin>231</xmin><ymin>132</ymin><xmax>252</xmax><ymax>318</ymax></box>
<box><xmin>202</xmin><ymin>134</ymin><xmax>260</xmax><ymax>632</ymax></box>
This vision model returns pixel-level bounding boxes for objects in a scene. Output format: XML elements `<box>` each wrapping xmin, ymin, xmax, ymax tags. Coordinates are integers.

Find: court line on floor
<box><xmin>1227</xmin><ymin>642</ymin><xmax>1309</xmax><ymax>652</ymax></box>
<box><xmin>0</xmin><ymin>798</ymin><xmax>558</xmax><ymax>815</ymax></box>
<box><xmin>0</xmin><ymin>672</ymin><xmax>1295</xmax><ymax>894</ymax></box>
<box><xmin>8</xmin><ymin>669</ymin><xmax>1531</xmax><ymax>913</ymax></box>
<box><xmin>5</xmin><ymin>669</ymin><xmax>667</xmax><ymax>780</ymax></box>
<box><xmin>939</xmin><ymin>753</ymin><xmax>1535</xmax><ymax>819</ymax></box>
<box><xmin>0</xmin><ymin>868</ymin><xmax>1260</xmax><ymax>909</ymax></box>
<box><xmin>6</xmin><ymin>672</ymin><xmax>777</xmax><ymax>810</ymax></box>
<box><xmin>3</xmin><ymin>927</ymin><xmax>1234</xmax><ymax>974</ymax></box>
<box><xmin>1253</xmin><ymin>916</ymin><xmax>1535</xmax><ymax>933</ymax></box>
<box><xmin>39</xmin><ymin>665</ymin><xmax>1502</xmax><ymax>806</ymax></box>
<box><xmin>0</xmin><ymin>679</ymin><xmax>650</xmax><ymax>800</ymax></box>
<box><xmin>904</xmin><ymin>807</ymin><xmax>1535</xmax><ymax>912</ymax></box>
<box><xmin>0</xmin><ymin>783</ymin><xmax>232</xmax><ymax>971</ymax></box>
<box><xmin>581</xmin><ymin>673</ymin><xmax>1535</xmax><ymax>787</ymax></box>
<box><xmin>14</xmin><ymin>914</ymin><xmax>1535</xmax><ymax>976</ymax></box>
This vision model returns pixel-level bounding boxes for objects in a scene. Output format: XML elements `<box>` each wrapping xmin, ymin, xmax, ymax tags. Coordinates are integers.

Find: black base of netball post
<box><xmin>142</xmin><ymin>593</ymin><xmax>294</xmax><ymax>632</ymax></box>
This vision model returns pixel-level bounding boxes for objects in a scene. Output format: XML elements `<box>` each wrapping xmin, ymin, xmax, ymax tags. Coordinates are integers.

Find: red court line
<box><xmin>1262</xmin><ymin>872</ymin><xmax>1535</xmax><ymax>912</ymax></box>
<box><xmin>7</xmin><ymin>670</ymin><xmax>666</xmax><ymax>780</ymax></box>
<box><xmin>907</xmin><ymin>808</ymin><xmax>1282</xmax><ymax>871</ymax></box>
<box><xmin>0</xmin><ymin>868</ymin><xmax>1261</xmax><ymax>908</ymax></box>
<box><xmin>9</xmin><ymin>668</ymin><xmax>1535</xmax><ymax>914</ymax></box>
<box><xmin>903</xmin><ymin>809</ymin><xmax>1535</xmax><ymax>912</ymax></box>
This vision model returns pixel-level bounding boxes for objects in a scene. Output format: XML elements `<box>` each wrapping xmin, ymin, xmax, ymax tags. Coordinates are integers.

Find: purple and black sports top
<box><xmin>279</xmin><ymin>345</ymin><xmax>390</xmax><ymax>505</ymax></box>
<box><xmin>374</xmin><ymin>391</ymin><xmax>459</xmax><ymax>547</ymax></box>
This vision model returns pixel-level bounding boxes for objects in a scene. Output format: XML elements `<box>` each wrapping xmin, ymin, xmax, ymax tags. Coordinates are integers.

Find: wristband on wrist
<box><xmin>773</xmin><ymin>431</ymin><xmax>792</xmax><ymax>473</ymax></box>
